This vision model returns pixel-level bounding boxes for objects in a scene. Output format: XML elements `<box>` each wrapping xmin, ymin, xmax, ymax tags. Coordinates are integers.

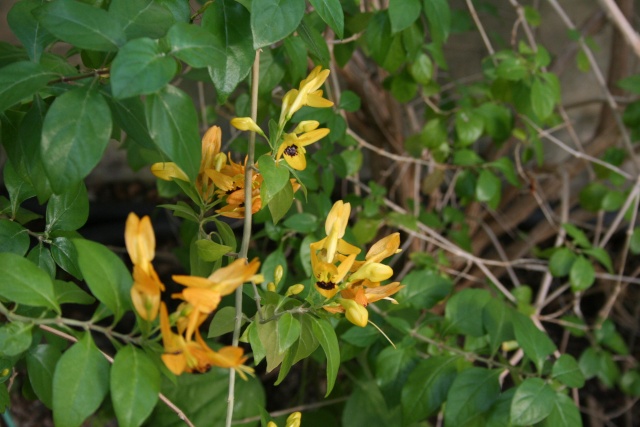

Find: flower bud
<box><xmin>267</xmin><ymin>422</ymin><xmax>277</xmax><ymax>427</ymax></box>
<box><xmin>284</xmin><ymin>284</ymin><xmax>305</xmax><ymax>297</ymax></box>
<box><xmin>293</xmin><ymin>120</ymin><xmax>320</xmax><ymax>134</ymax></box>
<box><xmin>267</xmin><ymin>282</ymin><xmax>276</xmax><ymax>292</ymax></box>
<box><xmin>285</xmin><ymin>412</ymin><xmax>302</xmax><ymax>427</ymax></box>
<box><xmin>231</xmin><ymin>117</ymin><xmax>264</xmax><ymax>135</ymax></box>
<box><xmin>214</xmin><ymin>152</ymin><xmax>227</xmax><ymax>172</ymax></box>
<box><xmin>349</xmin><ymin>262</ymin><xmax>394</xmax><ymax>283</ymax></box>
<box><xmin>274</xmin><ymin>265</ymin><xmax>284</xmax><ymax>286</ymax></box>
<box><xmin>339</xmin><ymin>298</ymin><xmax>368</xmax><ymax>327</ymax></box>
<box><xmin>151</xmin><ymin>162</ymin><xmax>189</xmax><ymax>182</ymax></box>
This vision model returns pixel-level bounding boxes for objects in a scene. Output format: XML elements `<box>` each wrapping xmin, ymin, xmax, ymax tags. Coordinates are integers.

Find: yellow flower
<box><xmin>285</xmin><ymin>412</ymin><xmax>302</xmax><ymax>427</ymax></box>
<box><xmin>348</xmin><ymin>233</ymin><xmax>401</xmax><ymax>287</ymax></box>
<box><xmin>339</xmin><ymin>298</ymin><xmax>369</xmax><ymax>327</ymax></box>
<box><xmin>205</xmin><ymin>154</ymin><xmax>264</xmax><ymax>218</ymax></box>
<box><xmin>125</xmin><ymin>213</ymin><xmax>156</xmax><ymax>269</ymax></box>
<box><xmin>150</xmin><ymin>162</ymin><xmax>189</xmax><ymax>182</ymax></box>
<box><xmin>231</xmin><ymin>117</ymin><xmax>265</xmax><ymax>136</ymax></box>
<box><xmin>131</xmin><ymin>264</ymin><xmax>164</xmax><ymax>321</ymax></box>
<box><xmin>159</xmin><ymin>303</ymin><xmax>253</xmax><ymax>377</ymax></box>
<box><xmin>125</xmin><ymin>213</ymin><xmax>164</xmax><ymax>321</ymax></box>
<box><xmin>172</xmin><ymin>258</ymin><xmax>261</xmax><ymax>340</ymax></box>
<box><xmin>276</xmin><ymin>128</ymin><xmax>330</xmax><ymax>170</ymax></box>
<box><xmin>311</xmin><ymin>253</ymin><xmax>356</xmax><ymax>299</ymax></box>
<box><xmin>280</xmin><ymin>66</ymin><xmax>334</xmax><ymax>123</ymax></box>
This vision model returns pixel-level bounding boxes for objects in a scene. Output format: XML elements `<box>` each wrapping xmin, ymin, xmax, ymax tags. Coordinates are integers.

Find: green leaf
<box><xmin>0</xmin><ymin>219</ymin><xmax>30</xmax><ymax>256</ymax></box>
<box><xmin>455</xmin><ymin>108</ymin><xmax>484</xmax><ymax>145</ymax></box>
<box><xmin>110</xmin><ymin>38</ymin><xmax>177</xmax><ymax>99</ymax></box>
<box><xmin>50</xmin><ymin>236</ymin><xmax>83</xmax><ymax>279</ymax></box>
<box><xmin>453</xmin><ymin>149</ymin><xmax>483</xmax><ymax>166</ymax></box>
<box><xmin>107</xmin><ymin>96</ymin><xmax>156</xmax><ymax>149</ymax></box>
<box><xmin>583</xmin><ymin>247</ymin><xmax>613</xmax><ymax>274</ymax></box>
<box><xmin>195</xmin><ymin>239</ymin><xmax>232</xmax><ymax>262</ymax></box>
<box><xmin>27</xmin><ymin>344</ymin><xmax>62</xmax><ymax>408</ymax></box>
<box><xmin>268</xmin><ymin>181</ymin><xmax>294</xmax><ymax>224</ymax></box>
<box><xmin>251</xmin><ymin>0</ymin><xmax>305</xmax><ymax>49</ymax></box>
<box><xmin>338</xmin><ymin>90</ymin><xmax>361</xmax><ymax>112</ymax></box>
<box><xmin>552</xmin><ymin>354</ymin><xmax>585</xmax><ymax>388</ymax></box>
<box><xmin>423</xmin><ymin>0</ymin><xmax>451</xmax><ymax>45</ymax></box>
<box><xmin>445</xmin><ymin>288</ymin><xmax>492</xmax><ymax>337</ymax></box>
<box><xmin>45</xmin><ymin>181</ymin><xmax>89</xmax><ymax>232</ymax></box>
<box><xmin>482</xmin><ymin>298</ymin><xmax>514</xmax><ymax>354</ymax></box>
<box><xmin>0</xmin><ymin>252</ymin><xmax>59</xmax><ymax>312</ymax></box>
<box><xmin>53</xmin><ymin>280</ymin><xmax>95</xmax><ymax>305</ymax></box>
<box><xmin>397</xmin><ymin>269</ymin><xmax>452</xmax><ymax>309</ymax></box>
<box><xmin>548</xmin><ymin>247</ymin><xmax>576</xmax><ymax>277</ymax></box>
<box><xmin>512</xmin><ymin>312</ymin><xmax>556</xmax><ymax>372</ymax></box>
<box><xmin>34</xmin><ymin>0</ymin><xmax>125</xmax><ymax>51</ymax></box>
<box><xmin>343</xmin><ymin>381</ymin><xmax>393</xmax><ymax>427</ymax></box>
<box><xmin>0</xmin><ymin>322</ymin><xmax>33</xmax><ymax>357</ymax></box>
<box><xmin>283</xmin><ymin>36</ymin><xmax>308</xmax><ymax>83</ymax></box>
<box><xmin>531</xmin><ymin>76</ymin><xmax>556</xmax><ymax>120</ymax></box>
<box><xmin>297</xmin><ymin>18</ymin><xmax>330</xmax><ymax>67</ymax></box>
<box><xmin>111</xmin><ymin>346</ymin><xmax>160</xmax><ymax>427</ymax></box>
<box><xmin>510</xmin><ymin>378</ymin><xmax>555</xmax><ymax>425</ymax></box>
<box><xmin>277</xmin><ymin>312</ymin><xmax>301</xmax><ymax>354</ymax></box>
<box><xmin>389</xmin><ymin>0</ymin><xmax>421</xmax><ymax>33</ymax></box>
<box><xmin>409</xmin><ymin>52</ymin><xmax>433</xmax><ymax>84</ymax></box>
<box><xmin>401</xmin><ymin>355</ymin><xmax>459</xmax><ymax>423</ymax></box>
<box><xmin>579</xmin><ymin>347</ymin><xmax>620</xmax><ymax>387</ymax></box>
<box><xmin>308</xmin><ymin>0</ymin><xmax>344</xmax><ymax>38</ymax></box>
<box><xmin>578</xmin><ymin>182</ymin><xmax>607</xmax><ymax>212</ymax></box>
<box><xmin>145</xmin><ymin>85</ymin><xmax>201</xmax><ymax>181</ymax></box>
<box><xmin>0</xmin><ymin>61</ymin><xmax>55</xmax><ymax>113</ymax></box>
<box><xmin>207</xmin><ymin>306</ymin><xmax>238</xmax><ymax>338</ymax></box>
<box><xmin>41</xmin><ymin>86</ymin><xmax>112</xmax><ymax>193</ymax></box>
<box><xmin>7</xmin><ymin>0</ymin><xmax>56</xmax><ymax>62</ymax></box>
<box><xmin>283</xmin><ymin>213</ymin><xmax>318</xmax><ymax>233</ymax></box>
<box><xmin>631</xmin><ymin>228</ymin><xmax>640</xmax><ymax>254</ymax></box>
<box><xmin>444</xmin><ymin>367</ymin><xmax>501</xmax><ymax>426</ymax></box>
<box><xmin>53</xmin><ymin>333</ymin><xmax>110</xmax><ymax>427</ymax></box>
<box><xmin>496</xmin><ymin>55</ymin><xmax>528</xmax><ymax>81</ymax></box>
<box><xmin>562</xmin><ymin>223</ymin><xmax>591</xmax><ymax>248</ymax></box>
<box><xmin>110</xmin><ymin>0</ymin><xmax>175</xmax><ymax>40</ymax></box>
<box><xmin>476</xmin><ymin>169</ymin><xmax>501</xmax><ymax>202</ymax></box>
<box><xmin>202</xmin><ymin>0</ymin><xmax>254</xmax><ymax>103</ymax></box>
<box><xmin>341</xmin><ymin>325</ymin><xmax>379</xmax><ymax>347</ymax></box>
<box><xmin>375</xmin><ymin>345</ymin><xmax>417</xmax><ymax>407</ymax></box>
<box><xmin>259</xmin><ymin>154</ymin><xmax>290</xmax><ymax>205</ymax></box>
<box><xmin>540</xmin><ymin>392</ymin><xmax>583</xmax><ymax>427</ymax></box>
<box><xmin>73</xmin><ymin>239</ymin><xmax>132</xmax><ymax>321</ymax></box>
<box><xmin>569</xmin><ymin>255</ymin><xmax>595</xmax><ymax>292</ymax></box>
<box><xmin>310</xmin><ymin>316</ymin><xmax>340</xmax><ymax>397</ymax></box>
<box><xmin>167</xmin><ymin>22</ymin><xmax>225</xmax><ymax>68</ymax></box>
<box><xmin>27</xmin><ymin>244</ymin><xmax>56</xmax><ymax>279</ymax></box>
<box><xmin>255</xmin><ymin>304</ymin><xmax>286</xmax><ymax>371</ymax></box>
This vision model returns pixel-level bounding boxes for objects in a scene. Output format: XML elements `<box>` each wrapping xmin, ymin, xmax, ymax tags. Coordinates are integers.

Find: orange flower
<box><xmin>171</xmin><ymin>258</ymin><xmax>261</xmax><ymax>340</ymax></box>
<box><xmin>205</xmin><ymin>155</ymin><xmax>263</xmax><ymax>218</ymax></box>
<box><xmin>125</xmin><ymin>213</ymin><xmax>164</xmax><ymax>321</ymax></box>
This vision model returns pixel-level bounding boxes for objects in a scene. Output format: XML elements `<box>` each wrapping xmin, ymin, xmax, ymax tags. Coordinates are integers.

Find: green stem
<box><xmin>226</xmin><ymin>49</ymin><xmax>261</xmax><ymax>427</ymax></box>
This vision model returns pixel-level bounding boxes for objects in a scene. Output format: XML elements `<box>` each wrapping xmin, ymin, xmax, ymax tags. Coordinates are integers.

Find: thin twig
<box><xmin>226</xmin><ymin>50</ymin><xmax>261</xmax><ymax>427</ymax></box>
<box><xmin>597</xmin><ymin>0</ymin><xmax>640</xmax><ymax>59</ymax></box>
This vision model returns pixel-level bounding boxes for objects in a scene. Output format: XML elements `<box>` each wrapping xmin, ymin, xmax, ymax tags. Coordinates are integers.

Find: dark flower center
<box><xmin>316</xmin><ymin>281</ymin><xmax>336</xmax><ymax>290</ymax></box>
<box><xmin>284</xmin><ymin>145</ymin><xmax>298</xmax><ymax>157</ymax></box>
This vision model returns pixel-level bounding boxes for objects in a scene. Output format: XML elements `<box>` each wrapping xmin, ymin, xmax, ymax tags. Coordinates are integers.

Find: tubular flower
<box><xmin>159</xmin><ymin>304</ymin><xmax>253</xmax><ymax>377</ymax></box>
<box><xmin>150</xmin><ymin>162</ymin><xmax>189</xmax><ymax>183</ymax></box>
<box><xmin>280</xmin><ymin>66</ymin><xmax>334</xmax><ymax>123</ymax></box>
<box><xmin>125</xmin><ymin>213</ymin><xmax>164</xmax><ymax>321</ymax></box>
<box><xmin>276</xmin><ymin>127</ymin><xmax>330</xmax><ymax>171</ymax></box>
<box><xmin>230</xmin><ymin>117</ymin><xmax>266</xmax><ymax>136</ymax></box>
<box><xmin>171</xmin><ymin>258</ymin><xmax>261</xmax><ymax>340</ymax></box>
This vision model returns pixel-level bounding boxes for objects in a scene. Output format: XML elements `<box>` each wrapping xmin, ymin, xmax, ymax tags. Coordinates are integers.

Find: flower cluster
<box><xmin>310</xmin><ymin>201</ymin><xmax>404</xmax><ymax>327</ymax></box>
<box><xmin>150</xmin><ymin>125</ymin><xmax>262</xmax><ymax>218</ymax></box>
<box><xmin>231</xmin><ymin>66</ymin><xmax>333</xmax><ymax>171</ymax></box>
<box><xmin>125</xmin><ymin>213</ymin><xmax>258</xmax><ymax>377</ymax></box>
